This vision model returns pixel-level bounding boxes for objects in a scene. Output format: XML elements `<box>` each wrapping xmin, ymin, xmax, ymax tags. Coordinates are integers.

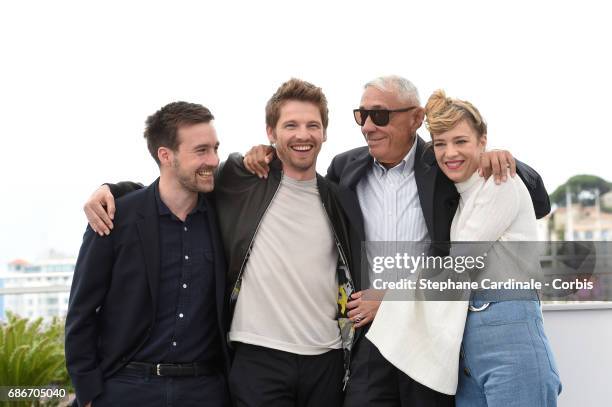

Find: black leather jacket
<box><xmin>216</xmin><ymin>153</ymin><xmax>359</xmax><ymax>295</ymax></box>
<box><xmin>214</xmin><ymin>153</ymin><xmax>361</xmax><ymax>386</ymax></box>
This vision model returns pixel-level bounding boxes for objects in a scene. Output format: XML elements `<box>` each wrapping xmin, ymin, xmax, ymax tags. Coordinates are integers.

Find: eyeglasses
<box><xmin>353</xmin><ymin>106</ymin><xmax>418</xmax><ymax>127</ymax></box>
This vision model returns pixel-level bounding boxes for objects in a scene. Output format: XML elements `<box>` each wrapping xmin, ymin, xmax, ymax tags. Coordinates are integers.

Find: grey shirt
<box><xmin>230</xmin><ymin>175</ymin><xmax>342</xmax><ymax>355</ymax></box>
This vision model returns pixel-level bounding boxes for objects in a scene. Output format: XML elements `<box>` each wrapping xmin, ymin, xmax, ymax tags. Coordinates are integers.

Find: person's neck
<box><xmin>379</xmin><ymin>136</ymin><xmax>415</xmax><ymax>169</ymax></box>
<box><xmin>158</xmin><ymin>175</ymin><xmax>198</xmax><ymax>221</ymax></box>
<box><xmin>379</xmin><ymin>159</ymin><xmax>403</xmax><ymax>169</ymax></box>
<box><xmin>280</xmin><ymin>162</ymin><xmax>317</xmax><ymax>181</ymax></box>
<box><xmin>455</xmin><ymin>171</ymin><xmax>477</xmax><ymax>184</ymax></box>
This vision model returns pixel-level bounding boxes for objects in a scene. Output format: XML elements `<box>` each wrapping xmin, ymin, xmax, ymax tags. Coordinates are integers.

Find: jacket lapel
<box><xmin>204</xmin><ymin>196</ymin><xmax>226</xmax><ymax>331</ymax></box>
<box><xmin>136</xmin><ymin>180</ymin><xmax>161</xmax><ymax>321</ymax></box>
<box><xmin>414</xmin><ymin>136</ymin><xmax>437</xmax><ymax>240</ymax></box>
<box><xmin>340</xmin><ymin>148</ymin><xmax>372</xmax><ymax>191</ymax></box>
<box><xmin>335</xmin><ymin>187</ymin><xmax>365</xmax><ymax>242</ymax></box>
<box><xmin>337</xmin><ymin>148</ymin><xmax>369</xmax><ymax>241</ymax></box>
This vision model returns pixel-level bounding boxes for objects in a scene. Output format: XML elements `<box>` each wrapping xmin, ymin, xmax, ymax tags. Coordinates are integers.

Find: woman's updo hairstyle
<box><xmin>424</xmin><ymin>89</ymin><xmax>487</xmax><ymax>138</ymax></box>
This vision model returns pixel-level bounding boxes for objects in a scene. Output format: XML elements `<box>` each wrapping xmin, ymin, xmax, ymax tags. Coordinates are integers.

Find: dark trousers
<box><xmin>344</xmin><ymin>336</ymin><xmax>455</xmax><ymax>407</ymax></box>
<box><xmin>91</xmin><ymin>365</ymin><xmax>230</xmax><ymax>407</ymax></box>
<box><xmin>229</xmin><ymin>343</ymin><xmax>344</xmax><ymax>407</ymax></box>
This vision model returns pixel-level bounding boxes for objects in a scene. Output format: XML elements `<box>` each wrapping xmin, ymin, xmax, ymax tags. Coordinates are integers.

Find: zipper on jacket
<box><xmin>229</xmin><ymin>179</ymin><xmax>283</xmax><ymax>306</ymax></box>
<box><xmin>321</xmin><ymin>201</ymin><xmax>351</xmax><ymax>273</ymax></box>
<box><xmin>321</xmin><ymin>200</ymin><xmax>355</xmax><ymax>391</ymax></box>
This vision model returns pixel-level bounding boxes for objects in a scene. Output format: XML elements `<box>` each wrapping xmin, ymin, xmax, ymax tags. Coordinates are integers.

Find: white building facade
<box><xmin>0</xmin><ymin>258</ymin><xmax>74</xmax><ymax>321</ymax></box>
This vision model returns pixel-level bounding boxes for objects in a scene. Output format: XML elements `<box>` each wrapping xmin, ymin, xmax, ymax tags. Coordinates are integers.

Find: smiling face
<box><xmin>267</xmin><ymin>100</ymin><xmax>325</xmax><ymax>180</ymax></box>
<box><xmin>359</xmin><ymin>86</ymin><xmax>424</xmax><ymax>167</ymax></box>
<box><xmin>169</xmin><ymin>122</ymin><xmax>220</xmax><ymax>193</ymax></box>
<box><xmin>432</xmin><ymin>119</ymin><xmax>487</xmax><ymax>183</ymax></box>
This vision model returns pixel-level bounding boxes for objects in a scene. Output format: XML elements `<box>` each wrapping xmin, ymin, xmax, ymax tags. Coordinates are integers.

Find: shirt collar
<box><xmin>372</xmin><ymin>138</ymin><xmax>418</xmax><ymax>178</ymax></box>
<box><xmin>154</xmin><ymin>183</ymin><xmax>207</xmax><ymax>218</ymax></box>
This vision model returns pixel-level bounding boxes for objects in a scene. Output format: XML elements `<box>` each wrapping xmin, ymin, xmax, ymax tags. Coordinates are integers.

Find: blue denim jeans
<box><xmin>456</xmin><ymin>300</ymin><xmax>562</xmax><ymax>407</ymax></box>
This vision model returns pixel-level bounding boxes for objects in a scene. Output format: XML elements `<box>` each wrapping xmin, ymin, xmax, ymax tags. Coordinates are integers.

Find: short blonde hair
<box><xmin>425</xmin><ymin>89</ymin><xmax>487</xmax><ymax>137</ymax></box>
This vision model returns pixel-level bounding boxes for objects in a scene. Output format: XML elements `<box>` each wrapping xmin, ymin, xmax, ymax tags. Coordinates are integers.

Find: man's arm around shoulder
<box><xmin>106</xmin><ymin>181</ymin><xmax>144</xmax><ymax>199</ymax></box>
<box><xmin>217</xmin><ymin>153</ymin><xmax>262</xmax><ymax>186</ymax></box>
<box><xmin>515</xmin><ymin>160</ymin><xmax>551</xmax><ymax>219</ymax></box>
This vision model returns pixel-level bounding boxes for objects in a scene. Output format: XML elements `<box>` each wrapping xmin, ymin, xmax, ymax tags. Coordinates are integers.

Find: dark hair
<box><xmin>144</xmin><ymin>101</ymin><xmax>214</xmax><ymax>165</ymax></box>
<box><xmin>265</xmin><ymin>78</ymin><xmax>329</xmax><ymax>130</ymax></box>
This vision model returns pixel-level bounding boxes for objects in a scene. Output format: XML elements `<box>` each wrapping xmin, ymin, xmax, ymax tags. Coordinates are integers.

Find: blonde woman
<box><xmin>421</xmin><ymin>90</ymin><xmax>562</xmax><ymax>406</ymax></box>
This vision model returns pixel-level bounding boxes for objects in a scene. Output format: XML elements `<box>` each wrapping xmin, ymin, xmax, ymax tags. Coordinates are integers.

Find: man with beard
<box><xmin>81</xmin><ymin>79</ymin><xmax>361</xmax><ymax>406</ymax></box>
<box><xmin>65</xmin><ymin>102</ymin><xmax>230</xmax><ymax>407</ymax></box>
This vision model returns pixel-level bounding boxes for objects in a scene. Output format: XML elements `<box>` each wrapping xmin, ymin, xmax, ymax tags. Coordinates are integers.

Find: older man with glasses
<box><xmin>244</xmin><ymin>75</ymin><xmax>551</xmax><ymax>407</ymax></box>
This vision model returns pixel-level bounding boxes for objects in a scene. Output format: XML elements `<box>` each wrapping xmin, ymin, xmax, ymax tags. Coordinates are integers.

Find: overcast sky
<box><xmin>1</xmin><ymin>0</ymin><xmax>610</xmax><ymax>267</ymax></box>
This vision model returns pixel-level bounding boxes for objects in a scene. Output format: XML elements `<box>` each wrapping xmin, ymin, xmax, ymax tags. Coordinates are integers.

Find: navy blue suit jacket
<box><xmin>65</xmin><ymin>179</ymin><xmax>229</xmax><ymax>406</ymax></box>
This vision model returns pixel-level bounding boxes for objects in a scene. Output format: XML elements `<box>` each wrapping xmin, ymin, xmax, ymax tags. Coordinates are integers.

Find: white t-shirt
<box><xmin>230</xmin><ymin>175</ymin><xmax>342</xmax><ymax>355</ymax></box>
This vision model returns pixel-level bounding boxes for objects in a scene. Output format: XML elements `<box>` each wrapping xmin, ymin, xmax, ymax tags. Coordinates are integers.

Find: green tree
<box><xmin>549</xmin><ymin>174</ymin><xmax>612</xmax><ymax>207</ymax></box>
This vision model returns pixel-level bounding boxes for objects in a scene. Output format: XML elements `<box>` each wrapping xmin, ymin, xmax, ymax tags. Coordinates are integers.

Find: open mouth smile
<box><xmin>196</xmin><ymin>169</ymin><xmax>214</xmax><ymax>178</ymax></box>
<box><xmin>290</xmin><ymin>144</ymin><xmax>314</xmax><ymax>152</ymax></box>
<box><xmin>445</xmin><ymin>160</ymin><xmax>464</xmax><ymax>170</ymax></box>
